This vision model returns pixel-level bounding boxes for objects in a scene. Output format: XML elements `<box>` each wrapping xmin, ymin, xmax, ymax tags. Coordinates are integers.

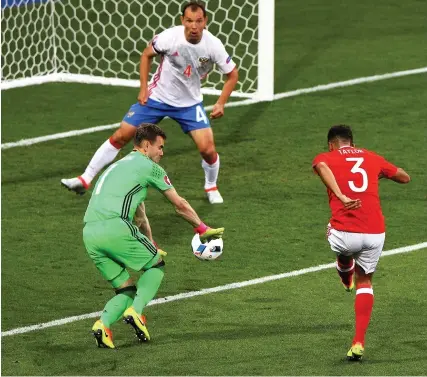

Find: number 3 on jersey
<box><xmin>183</xmin><ymin>65</ymin><xmax>192</xmax><ymax>78</ymax></box>
<box><xmin>346</xmin><ymin>157</ymin><xmax>368</xmax><ymax>192</ymax></box>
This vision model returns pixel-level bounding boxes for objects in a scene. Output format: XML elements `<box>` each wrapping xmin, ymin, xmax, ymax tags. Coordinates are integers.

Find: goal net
<box><xmin>1</xmin><ymin>0</ymin><xmax>274</xmax><ymax>100</ymax></box>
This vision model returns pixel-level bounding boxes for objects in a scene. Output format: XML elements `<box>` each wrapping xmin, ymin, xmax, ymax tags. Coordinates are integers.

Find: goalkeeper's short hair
<box><xmin>134</xmin><ymin>123</ymin><xmax>167</xmax><ymax>146</ymax></box>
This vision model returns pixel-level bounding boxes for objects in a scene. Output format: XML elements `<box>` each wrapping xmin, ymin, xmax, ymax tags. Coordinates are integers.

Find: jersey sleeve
<box><xmin>151</xmin><ymin>28</ymin><xmax>174</xmax><ymax>55</ymax></box>
<box><xmin>378</xmin><ymin>156</ymin><xmax>398</xmax><ymax>178</ymax></box>
<box><xmin>211</xmin><ymin>37</ymin><xmax>236</xmax><ymax>74</ymax></box>
<box><xmin>147</xmin><ymin>164</ymin><xmax>174</xmax><ymax>191</ymax></box>
<box><xmin>312</xmin><ymin>153</ymin><xmax>329</xmax><ymax>174</ymax></box>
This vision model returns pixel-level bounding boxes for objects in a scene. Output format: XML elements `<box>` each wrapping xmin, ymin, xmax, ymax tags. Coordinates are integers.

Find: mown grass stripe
<box><xmin>1</xmin><ymin>242</ymin><xmax>426</xmax><ymax>337</ymax></box>
<box><xmin>2</xmin><ymin>67</ymin><xmax>426</xmax><ymax>150</ymax></box>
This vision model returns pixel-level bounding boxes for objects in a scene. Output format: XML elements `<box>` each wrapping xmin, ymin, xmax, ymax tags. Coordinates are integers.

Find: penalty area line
<box><xmin>1</xmin><ymin>241</ymin><xmax>426</xmax><ymax>337</ymax></box>
<box><xmin>1</xmin><ymin>66</ymin><xmax>426</xmax><ymax>150</ymax></box>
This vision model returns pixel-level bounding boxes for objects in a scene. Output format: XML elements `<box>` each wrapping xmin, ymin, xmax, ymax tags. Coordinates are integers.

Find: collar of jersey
<box><xmin>132</xmin><ymin>150</ymin><xmax>149</xmax><ymax>159</ymax></box>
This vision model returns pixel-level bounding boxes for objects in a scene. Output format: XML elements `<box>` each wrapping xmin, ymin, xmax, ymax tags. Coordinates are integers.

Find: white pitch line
<box><xmin>2</xmin><ymin>241</ymin><xmax>426</xmax><ymax>338</ymax></box>
<box><xmin>273</xmin><ymin>67</ymin><xmax>427</xmax><ymax>100</ymax></box>
<box><xmin>2</xmin><ymin>66</ymin><xmax>426</xmax><ymax>151</ymax></box>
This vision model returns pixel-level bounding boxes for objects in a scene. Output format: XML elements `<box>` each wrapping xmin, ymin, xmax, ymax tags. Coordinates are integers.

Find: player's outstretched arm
<box><xmin>314</xmin><ymin>162</ymin><xmax>362</xmax><ymax>210</ymax></box>
<box><xmin>138</xmin><ymin>44</ymin><xmax>158</xmax><ymax>105</ymax></box>
<box><xmin>389</xmin><ymin>167</ymin><xmax>411</xmax><ymax>184</ymax></box>
<box><xmin>210</xmin><ymin>67</ymin><xmax>239</xmax><ymax>119</ymax></box>
<box><xmin>162</xmin><ymin>188</ymin><xmax>224</xmax><ymax>241</ymax></box>
<box><xmin>162</xmin><ymin>188</ymin><xmax>201</xmax><ymax>227</ymax></box>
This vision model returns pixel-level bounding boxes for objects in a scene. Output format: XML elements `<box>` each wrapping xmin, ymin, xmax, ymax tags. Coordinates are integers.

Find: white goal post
<box><xmin>1</xmin><ymin>0</ymin><xmax>274</xmax><ymax>100</ymax></box>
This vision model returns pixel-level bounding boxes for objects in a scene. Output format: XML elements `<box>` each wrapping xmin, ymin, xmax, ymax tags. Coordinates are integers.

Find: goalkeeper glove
<box><xmin>158</xmin><ymin>249</ymin><xmax>168</xmax><ymax>257</ymax></box>
<box><xmin>153</xmin><ymin>240</ymin><xmax>168</xmax><ymax>258</ymax></box>
<box><xmin>195</xmin><ymin>222</ymin><xmax>224</xmax><ymax>242</ymax></box>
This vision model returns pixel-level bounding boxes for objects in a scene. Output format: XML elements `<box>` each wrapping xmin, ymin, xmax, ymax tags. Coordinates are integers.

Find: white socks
<box><xmin>201</xmin><ymin>154</ymin><xmax>220</xmax><ymax>190</ymax></box>
<box><xmin>80</xmin><ymin>139</ymin><xmax>121</xmax><ymax>184</ymax></box>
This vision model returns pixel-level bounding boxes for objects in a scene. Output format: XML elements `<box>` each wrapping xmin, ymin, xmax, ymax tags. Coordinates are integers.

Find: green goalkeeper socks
<box><xmin>132</xmin><ymin>266</ymin><xmax>165</xmax><ymax>315</ymax></box>
<box><xmin>100</xmin><ymin>266</ymin><xmax>164</xmax><ymax>326</ymax></box>
<box><xmin>101</xmin><ymin>289</ymin><xmax>136</xmax><ymax>328</ymax></box>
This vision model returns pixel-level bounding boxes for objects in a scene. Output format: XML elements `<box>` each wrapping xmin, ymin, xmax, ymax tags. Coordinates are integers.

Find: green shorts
<box><xmin>83</xmin><ymin>218</ymin><xmax>161</xmax><ymax>287</ymax></box>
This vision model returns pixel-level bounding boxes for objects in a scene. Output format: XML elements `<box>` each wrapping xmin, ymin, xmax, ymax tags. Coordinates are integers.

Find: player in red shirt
<box><xmin>312</xmin><ymin>125</ymin><xmax>410</xmax><ymax>361</ymax></box>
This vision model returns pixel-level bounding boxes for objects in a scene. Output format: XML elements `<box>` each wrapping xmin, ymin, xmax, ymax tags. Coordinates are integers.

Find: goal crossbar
<box><xmin>1</xmin><ymin>0</ymin><xmax>274</xmax><ymax>100</ymax></box>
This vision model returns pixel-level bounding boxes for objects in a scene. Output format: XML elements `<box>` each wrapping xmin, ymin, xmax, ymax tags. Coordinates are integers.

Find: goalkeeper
<box><xmin>62</xmin><ymin>0</ymin><xmax>239</xmax><ymax>205</ymax></box>
<box><xmin>84</xmin><ymin>123</ymin><xmax>224</xmax><ymax>349</ymax></box>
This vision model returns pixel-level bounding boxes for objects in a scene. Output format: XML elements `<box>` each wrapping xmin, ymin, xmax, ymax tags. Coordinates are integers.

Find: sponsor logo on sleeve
<box><xmin>164</xmin><ymin>175</ymin><xmax>172</xmax><ymax>186</ymax></box>
<box><xmin>226</xmin><ymin>56</ymin><xmax>232</xmax><ymax>64</ymax></box>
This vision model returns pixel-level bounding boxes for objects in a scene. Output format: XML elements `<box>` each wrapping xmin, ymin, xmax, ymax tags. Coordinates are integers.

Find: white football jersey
<box><xmin>148</xmin><ymin>25</ymin><xmax>236</xmax><ymax>107</ymax></box>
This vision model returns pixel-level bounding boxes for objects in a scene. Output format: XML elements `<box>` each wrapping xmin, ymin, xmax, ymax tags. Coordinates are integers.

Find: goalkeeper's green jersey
<box><xmin>83</xmin><ymin>151</ymin><xmax>173</xmax><ymax>223</ymax></box>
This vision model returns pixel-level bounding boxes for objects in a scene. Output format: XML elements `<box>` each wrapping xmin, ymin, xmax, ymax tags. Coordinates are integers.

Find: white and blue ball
<box><xmin>191</xmin><ymin>234</ymin><xmax>223</xmax><ymax>261</ymax></box>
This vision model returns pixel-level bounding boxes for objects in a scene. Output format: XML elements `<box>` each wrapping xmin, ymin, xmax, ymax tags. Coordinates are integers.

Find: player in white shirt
<box><xmin>61</xmin><ymin>1</ymin><xmax>239</xmax><ymax>204</ymax></box>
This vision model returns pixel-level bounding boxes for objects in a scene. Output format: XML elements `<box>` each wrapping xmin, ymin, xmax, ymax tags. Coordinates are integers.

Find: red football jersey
<box><xmin>313</xmin><ymin>146</ymin><xmax>398</xmax><ymax>233</ymax></box>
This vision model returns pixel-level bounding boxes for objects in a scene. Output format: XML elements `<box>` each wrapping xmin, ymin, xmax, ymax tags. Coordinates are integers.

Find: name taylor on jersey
<box><xmin>337</xmin><ymin>148</ymin><xmax>364</xmax><ymax>155</ymax></box>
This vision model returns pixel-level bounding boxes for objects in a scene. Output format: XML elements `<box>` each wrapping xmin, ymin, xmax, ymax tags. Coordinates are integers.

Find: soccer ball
<box><xmin>191</xmin><ymin>233</ymin><xmax>223</xmax><ymax>261</ymax></box>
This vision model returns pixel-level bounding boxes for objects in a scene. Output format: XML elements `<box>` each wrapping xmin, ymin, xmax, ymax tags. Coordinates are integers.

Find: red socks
<box><xmin>353</xmin><ymin>283</ymin><xmax>374</xmax><ymax>346</ymax></box>
<box><xmin>336</xmin><ymin>259</ymin><xmax>355</xmax><ymax>287</ymax></box>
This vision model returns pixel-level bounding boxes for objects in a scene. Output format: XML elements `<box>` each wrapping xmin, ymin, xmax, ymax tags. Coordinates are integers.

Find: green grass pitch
<box><xmin>1</xmin><ymin>0</ymin><xmax>427</xmax><ymax>375</ymax></box>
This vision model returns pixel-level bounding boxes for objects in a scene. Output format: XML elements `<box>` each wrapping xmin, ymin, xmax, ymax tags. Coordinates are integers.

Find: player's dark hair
<box><xmin>182</xmin><ymin>1</ymin><xmax>207</xmax><ymax>18</ymax></box>
<box><xmin>134</xmin><ymin>123</ymin><xmax>167</xmax><ymax>146</ymax></box>
<box><xmin>327</xmin><ymin>124</ymin><xmax>353</xmax><ymax>144</ymax></box>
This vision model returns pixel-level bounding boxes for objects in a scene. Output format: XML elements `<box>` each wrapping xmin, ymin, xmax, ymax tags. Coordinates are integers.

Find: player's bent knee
<box><xmin>109</xmin><ymin>269</ymin><xmax>131</xmax><ymax>289</ymax></box>
<box><xmin>355</xmin><ymin>266</ymin><xmax>373</xmax><ymax>286</ymax></box>
<box><xmin>200</xmin><ymin>147</ymin><xmax>217</xmax><ymax>162</ymax></box>
<box><xmin>151</xmin><ymin>259</ymin><xmax>165</xmax><ymax>269</ymax></box>
<box><xmin>112</xmin><ymin>123</ymin><xmax>137</xmax><ymax>146</ymax></box>
<box><xmin>200</xmin><ymin>146</ymin><xmax>216</xmax><ymax>155</ymax></box>
<box><xmin>355</xmin><ymin>264</ymin><xmax>368</xmax><ymax>276</ymax></box>
<box><xmin>140</xmin><ymin>258</ymin><xmax>165</xmax><ymax>272</ymax></box>
<box><xmin>115</xmin><ymin>285</ymin><xmax>137</xmax><ymax>295</ymax></box>
<box><xmin>110</xmin><ymin>134</ymin><xmax>128</xmax><ymax>147</ymax></box>
<box><xmin>338</xmin><ymin>254</ymin><xmax>353</xmax><ymax>264</ymax></box>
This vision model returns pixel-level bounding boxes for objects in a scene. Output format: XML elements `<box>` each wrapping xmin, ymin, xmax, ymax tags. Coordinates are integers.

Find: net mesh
<box><xmin>2</xmin><ymin>0</ymin><xmax>258</xmax><ymax>94</ymax></box>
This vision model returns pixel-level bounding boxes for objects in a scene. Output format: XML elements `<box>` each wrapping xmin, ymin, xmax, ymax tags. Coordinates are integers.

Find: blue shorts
<box><xmin>122</xmin><ymin>98</ymin><xmax>210</xmax><ymax>134</ymax></box>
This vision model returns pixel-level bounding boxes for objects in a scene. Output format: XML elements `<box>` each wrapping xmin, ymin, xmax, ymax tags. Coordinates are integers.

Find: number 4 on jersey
<box><xmin>183</xmin><ymin>65</ymin><xmax>192</xmax><ymax>78</ymax></box>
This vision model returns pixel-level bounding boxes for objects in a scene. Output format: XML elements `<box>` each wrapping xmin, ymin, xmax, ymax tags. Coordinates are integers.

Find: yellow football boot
<box><xmin>123</xmin><ymin>307</ymin><xmax>151</xmax><ymax>342</ymax></box>
<box><xmin>92</xmin><ymin>320</ymin><xmax>115</xmax><ymax>349</ymax></box>
<box><xmin>343</xmin><ymin>278</ymin><xmax>355</xmax><ymax>292</ymax></box>
<box><xmin>347</xmin><ymin>342</ymin><xmax>364</xmax><ymax>361</ymax></box>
